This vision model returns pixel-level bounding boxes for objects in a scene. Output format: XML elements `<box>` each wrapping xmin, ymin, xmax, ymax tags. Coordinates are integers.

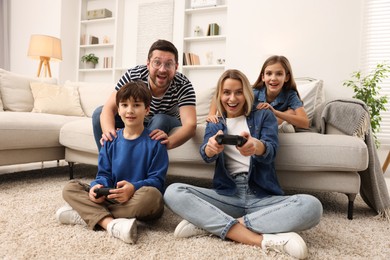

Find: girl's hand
<box><xmin>205</xmin><ymin>130</ymin><xmax>224</xmax><ymax>157</ymax></box>
<box><xmin>256</xmin><ymin>103</ymin><xmax>275</xmax><ymax>113</ymax></box>
<box><xmin>206</xmin><ymin>114</ymin><xmax>219</xmax><ymax>124</ymax></box>
<box><xmin>107</xmin><ymin>181</ymin><xmax>135</xmax><ymax>204</ymax></box>
<box><xmin>89</xmin><ymin>184</ymin><xmax>105</xmax><ymax>203</ymax></box>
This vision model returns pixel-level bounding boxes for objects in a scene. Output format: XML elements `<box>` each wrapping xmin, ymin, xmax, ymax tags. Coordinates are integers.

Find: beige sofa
<box><xmin>0</xmin><ymin>69</ymin><xmax>369</xmax><ymax>219</ymax></box>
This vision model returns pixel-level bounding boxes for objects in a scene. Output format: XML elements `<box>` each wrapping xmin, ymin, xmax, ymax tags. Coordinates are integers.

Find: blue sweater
<box><xmin>90</xmin><ymin>128</ymin><xmax>169</xmax><ymax>193</ymax></box>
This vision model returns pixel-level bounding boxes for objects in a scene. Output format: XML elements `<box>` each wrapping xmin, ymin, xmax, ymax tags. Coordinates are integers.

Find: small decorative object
<box><xmin>191</xmin><ymin>0</ymin><xmax>219</xmax><ymax>8</ymax></box>
<box><xmin>343</xmin><ymin>62</ymin><xmax>390</xmax><ymax>147</ymax></box>
<box><xmin>206</xmin><ymin>51</ymin><xmax>213</xmax><ymax>65</ymax></box>
<box><xmin>89</xmin><ymin>35</ymin><xmax>99</xmax><ymax>45</ymax></box>
<box><xmin>81</xmin><ymin>53</ymin><xmax>99</xmax><ymax>69</ymax></box>
<box><xmin>217</xmin><ymin>58</ymin><xmax>225</xmax><ymax>64</ymax></box>
<box><xmin>87</xmin><ymin>9</ymin><xmax>112</xmax><ymax>20</ymax></box>
<box><xmin>103</xmin><ymin>36</ymin><xmax>110</xmax><ymax>44</ymax></box>
<box><xmin>194</xmin><ymin>26</ymin><xmax>202</xmax><ymax>37</ymax></box>
<box><xmin>207</xmin><ymin>23</ymin><xmax>220</xmax><ymax>36</ymax></box>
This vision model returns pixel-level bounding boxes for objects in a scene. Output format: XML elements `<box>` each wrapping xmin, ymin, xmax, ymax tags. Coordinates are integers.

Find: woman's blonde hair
<box><xmin>214</xmin><ymin>69</ymin><xmax>254</xmax><ymax>117</ymax></box>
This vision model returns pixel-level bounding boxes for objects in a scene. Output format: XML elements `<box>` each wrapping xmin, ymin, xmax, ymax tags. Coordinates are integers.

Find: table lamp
<box><xmin>27</xmin><ymin>34</ymin><xmax>62</xmax><ymax>77</ymax></box>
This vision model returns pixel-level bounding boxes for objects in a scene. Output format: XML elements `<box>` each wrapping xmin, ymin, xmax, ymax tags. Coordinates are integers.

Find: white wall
<box><xmin>9</xmin><ymin>0</ymin><xmax>361</xmax><ymax>100</ymax></box>
<box><xmin>225</xmin><ymin>0</ymin><xmax>361</xmax><ymax>101</ymax></box>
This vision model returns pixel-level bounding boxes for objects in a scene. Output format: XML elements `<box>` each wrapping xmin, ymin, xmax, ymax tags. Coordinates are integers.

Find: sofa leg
<box><xmin>68</xmin><ymin>162</ymin><xmax>74</xmax><ymax>180</ymax></box>
<box><xmin>346</xmin><ymin>193</ymin><xmax>356</xmax><ymax>220</ymax></box>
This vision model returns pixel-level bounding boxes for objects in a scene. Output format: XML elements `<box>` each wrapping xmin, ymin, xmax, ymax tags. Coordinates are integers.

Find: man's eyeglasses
<box><xmin>151</xmin><ymin>60</ymin><xmax>176</xmax><ymax>71</ymax></box>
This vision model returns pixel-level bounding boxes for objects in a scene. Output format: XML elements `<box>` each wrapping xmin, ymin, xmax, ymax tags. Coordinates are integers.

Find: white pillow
<box><xmin>30</xmin><ymin>82</ymin><xmax>85</xmax><ymax>116</ymax></box>
<box><xmin>64</xmin><ymin>81</ymin><xmax>114</xmax><ymax>117</ymax></box>
<box><xmin>296</xmin><ymin>78</ymin><xmax>324</xmax><ymax>124</ymax></box>
<box><xmin>0</xmin><ymin>69</ymin><xmax>57</xmax><ymax>112</ymax></box>
<box><xmin>196</xmin><ymin>86</ymin><xmax>216</xmax><ymax>124</ymax></box>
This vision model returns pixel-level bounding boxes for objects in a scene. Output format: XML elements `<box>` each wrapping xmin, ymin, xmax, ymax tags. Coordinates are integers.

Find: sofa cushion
<box><xmin>195</xmin><ymin>87</ymin><xmax>215</xmax><ymax>124</ymax></box>
<box><xmin>296</xmin><ymin>78</ymin><xmax>324</xmax><ymax>124</ymax></box>
<box><xmin>64</xmin><ymin>81</ymin><xmax>113</xmax><ymax>117</ymax></box>
<box><xmin>0</xmin><ymin>112</ymin><xmax>83</xmax><ymax>150</ymax></box>
<box><xmin>30</xmin><ymin>82</ymin><xmax>85</xmax><ymax>116</ymax></box>
<box><xmin>59</xmin><ymin>118</ymin><xmax>99</xmax><ymax>155</ymax></box>
<box><xmin>0</xmin><ymin>69</ymin><xmax>56</xmax><ymax>112</ymax></box>
<box><xmin>276</xmin><ymin>132</ymin><xmax>368</xmax><ymax>172</ymax></box>
<box><xmin>0</xmin><ymin>93</ymin><xmax>3</xmax><ymax>111</ymax></box>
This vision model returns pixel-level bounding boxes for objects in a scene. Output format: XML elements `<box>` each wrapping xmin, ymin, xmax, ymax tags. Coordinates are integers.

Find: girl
<box><xmin>164</xmin><ymin>69</ymin><xmax>322</xmax><ymax>259</ymax></box>
<box><xmin>207</xmin><ymin>55</ymin><xmax>309</xmax><ymax>133</ymax></box>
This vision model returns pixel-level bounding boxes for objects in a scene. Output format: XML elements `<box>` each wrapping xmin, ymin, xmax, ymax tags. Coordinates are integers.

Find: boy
<box><xmin>56</xmin><ymin>81</ymin><xmax>169</xmax><ymax>244</ymax></box>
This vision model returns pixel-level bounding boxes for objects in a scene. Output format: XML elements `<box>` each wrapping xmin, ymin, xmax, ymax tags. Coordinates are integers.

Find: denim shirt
<box><xmin>253</xmin><ymin>87</ymin><xmax>303</xmax><ymax>111</ymax></box>
<box><xmin>199</xmin><ymin>108</ymin><xmax>284</xmax><ymax>198</ymax></box>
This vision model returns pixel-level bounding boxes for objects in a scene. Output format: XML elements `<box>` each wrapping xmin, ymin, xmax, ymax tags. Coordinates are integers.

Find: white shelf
<box><xmin>185</xmin><ymin>5</ymin><xmax>227</xmax><ymax>14</ymax></box>
<box><xmin>80</xmin><ymin>43</ymin><xmax>114</xmax><ymax>49</ymax></box>
<box><xmin>80</xmin><ymin>17</ymin><xmax>115</xmax><ymax>24</ymax></box>
<box><xmin>184</xmin><ymin>35</ymin><xmax>226</xmax><ymax>42</ymax></box>
<box><xmin>77</xmin><ymin>0</ymin><xmax>124</xmax><ymax>82</ymax></box>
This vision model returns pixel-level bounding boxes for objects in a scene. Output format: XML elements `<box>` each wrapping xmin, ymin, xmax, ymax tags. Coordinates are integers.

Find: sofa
<box><xmin>0</xmin><ymin>69</ymin><xmax>369</xmax><ymax>219</ymax></box>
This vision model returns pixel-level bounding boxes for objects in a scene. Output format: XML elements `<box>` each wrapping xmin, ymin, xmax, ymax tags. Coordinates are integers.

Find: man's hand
<box><xmin>149</xmin><ymin>129</ymin><xmax>169</xmax><ymax>145</ymax></box>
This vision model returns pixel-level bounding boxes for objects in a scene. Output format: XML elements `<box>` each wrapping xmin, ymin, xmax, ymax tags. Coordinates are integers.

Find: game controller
<box><xmin>215</xmin><ymin>134</ymin><xmax>247</xmax><ymax>147</ymax></box>
<box><xmin>94</xmin><ymin>187</ymin><xmax>113</xmax><ymax>198</ymax></box>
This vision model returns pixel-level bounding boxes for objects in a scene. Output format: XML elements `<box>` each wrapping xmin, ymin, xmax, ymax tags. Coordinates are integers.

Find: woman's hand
<box><xmin>236</xmin><ymin>132</ymin><xmax>265</xmax><ymax>156</ymax></box>
<box><xmin>205</xmin><ymin>130</ymin><xmax>224</xmax><ymax>157</ymax></box>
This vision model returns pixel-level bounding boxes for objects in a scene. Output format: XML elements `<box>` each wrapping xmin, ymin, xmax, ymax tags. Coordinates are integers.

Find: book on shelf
<box><xmin>80</xmin><ymin>35</ymin><xmax>100</xmax><ymax>45</ymax></box>
<box><xmin>183</xmin><ymin>52</ymin><xmax>200</xmax><ymax>65</ymax></box>
<box><xmin>103</xmin><ymin>57</ymin><xmax>113</xmax><ymax>68</ymax></box>
<box><xmin>207</xmin><ymin>23</ymin><xmax>220</xmax><ymax>36</ymax></box>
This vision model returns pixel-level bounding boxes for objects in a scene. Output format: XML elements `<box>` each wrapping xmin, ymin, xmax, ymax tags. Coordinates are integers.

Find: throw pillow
<box><xmin>30</xmin><ymin>82</ymin><xmax>85</xmax><ymax>116</ymax></box>
<box><xmin>196</xmin><ymin>86</ymin><xmax>216</xmax><ymax>124</ymax></box>
<box><xmin>0</xmin><ymin>69</ymin><xmax>57</xmax><ymax>112</ymax></box>
<box><xmin>296</xmin><ymin>78</ymin><xmax>324</xmax><ymax>124</ymax></box>
<box><xmin>64</xmin><ymin>81</ymin><xmax>114</xmax><ymax>117</ymax></box>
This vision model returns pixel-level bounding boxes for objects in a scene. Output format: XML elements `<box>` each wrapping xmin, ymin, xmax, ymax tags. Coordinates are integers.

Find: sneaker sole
<box><xmin>174</xmin><ymin>220</ymin><xmax>191</xmax><ymax>238</ymax></box>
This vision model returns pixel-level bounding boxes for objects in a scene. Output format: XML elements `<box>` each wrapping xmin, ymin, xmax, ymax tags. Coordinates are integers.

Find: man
<box><xmin>92</xmin><ymin>39</ymin><xmax>197</xmax><ymax>150</ymax></box>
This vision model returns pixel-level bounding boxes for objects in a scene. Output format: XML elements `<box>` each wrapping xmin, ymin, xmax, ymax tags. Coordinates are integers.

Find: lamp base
<box><xmin>37</xmin><ymin>57</ymin><xmax>52</xmax><ymax>77</ymax></box>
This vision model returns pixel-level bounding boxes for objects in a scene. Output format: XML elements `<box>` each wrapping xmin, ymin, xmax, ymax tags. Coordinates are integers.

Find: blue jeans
<box><xmin>92</xmin><ymin>105</ymin><xmax>181</xmax><ymax>150</ymax></box>
<box><xmin>164</xmin><ymin>174</ymin><xmax>322</xmax><ymax>239</ymax></box>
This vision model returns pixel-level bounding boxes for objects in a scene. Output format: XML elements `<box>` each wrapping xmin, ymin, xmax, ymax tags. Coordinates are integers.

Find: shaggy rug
<box><xmin>0</xmin><ymin>164</ymin><xmax>389</xmax><ymax>259</ymax></box>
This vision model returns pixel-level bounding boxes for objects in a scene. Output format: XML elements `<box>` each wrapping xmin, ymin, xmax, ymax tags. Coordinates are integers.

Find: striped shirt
<box><xmin>115</xmin><ymin>65</ymin><xmax>196</xmax><ymax>122</ymax></box>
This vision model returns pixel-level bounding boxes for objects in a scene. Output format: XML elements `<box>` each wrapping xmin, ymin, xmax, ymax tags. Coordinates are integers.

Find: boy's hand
<box><xmin>89</xmin><ymin>184</ymin><xmax>105</xmax><ymax>203</ymax></box>
<box><xmin>107</xmin><ymin>181</ymin><xmax>135</xmax><ymax>203</ymax></box>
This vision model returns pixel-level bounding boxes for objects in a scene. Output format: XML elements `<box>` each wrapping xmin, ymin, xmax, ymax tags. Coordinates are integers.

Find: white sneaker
<box><xmin>56</xmin><ymin>204</ymin><xmax>86</xmax><ymax>226</ymax></box>
<box><xmin>261</xmin><ymin>232</ymin><xmax>308</xmax><ymax>259</ymax></box>
<box><xmin>107</xmin><ymin>218</ymin><xmax>137</xmax><ymax>244</ymax></box>
<box><xmin>174</xmin><ymin>219</ymin><xmax>209</xmax><ymax>238</ymax></box>
<box><xmin>278</xmin><ymin>121</ymin><xmax>295</xmax><ymax>133</ymax></box>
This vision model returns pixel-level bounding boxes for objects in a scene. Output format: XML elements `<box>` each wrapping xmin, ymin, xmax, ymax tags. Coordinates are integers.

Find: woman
<box><xmin>164</xmin><ymin>69</ymin><xmax>322</xmax><ymax>259</ymax></box>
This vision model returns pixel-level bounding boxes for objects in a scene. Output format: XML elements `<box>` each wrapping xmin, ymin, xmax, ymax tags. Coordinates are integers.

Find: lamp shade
<box><xmin>27</xmin><ymin>34</ymin><xmax>62</xmax><ymax>61</ymax></box>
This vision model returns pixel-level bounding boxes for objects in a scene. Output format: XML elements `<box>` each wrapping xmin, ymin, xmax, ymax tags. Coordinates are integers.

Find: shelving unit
<box><xmin>181</xmin><ymin>0</ymin><xmax>228</xmax><ymax>88</ymax></box>
<box><xmin>77</xmin><ymin>0</ymin><xmax>125</xmax><ymax>83</ymax></box>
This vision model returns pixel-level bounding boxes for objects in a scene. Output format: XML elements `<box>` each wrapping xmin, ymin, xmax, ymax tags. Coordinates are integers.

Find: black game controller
<box><xmin>215</xmin><ymin>134</ymin><xmax>247</xmax><ymax>147</ymax></box>
<box><xmin>94</xmin><ymin>187</ymin><xmax>113</xmax><ymax>198</ymax></box>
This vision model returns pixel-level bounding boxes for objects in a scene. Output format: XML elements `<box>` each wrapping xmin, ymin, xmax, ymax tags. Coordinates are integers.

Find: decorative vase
<box><xmin>84</xmin><ymin>62</ymin><xmax>96</xmax><ymax>69</ymax></box>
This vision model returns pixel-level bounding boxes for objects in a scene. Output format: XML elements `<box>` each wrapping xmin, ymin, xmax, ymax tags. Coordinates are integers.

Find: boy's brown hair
<box><xmin>116</xmin><ymin>81</ymin><xmax>152</xmax><ymax>108</ymax></box>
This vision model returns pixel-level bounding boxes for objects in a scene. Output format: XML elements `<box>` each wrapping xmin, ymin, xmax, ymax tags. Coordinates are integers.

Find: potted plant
<box><xmin>343</xmin><ymin>63</ymin><xmax>390</xmax><ymax>147</ymax></box>
<box><xmin>81</xmin><ymin>53</ymin><xmax>99</xmax><ymax>69</ymax></box>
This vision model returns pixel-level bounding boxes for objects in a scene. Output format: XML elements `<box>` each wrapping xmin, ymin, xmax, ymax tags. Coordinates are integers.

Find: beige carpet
<box><xmin>0</xmin><ymin>164</ymin><xmax>389</xmax><ymax>260</ymax></box>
